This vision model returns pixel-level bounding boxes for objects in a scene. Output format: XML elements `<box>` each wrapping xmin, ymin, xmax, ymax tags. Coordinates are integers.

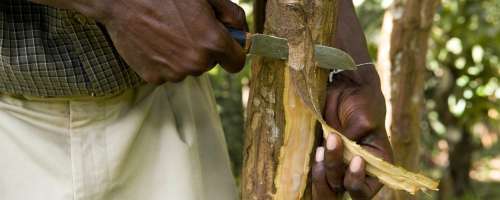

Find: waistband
<box><xmin>0</xmin><ymin>83</ymin><xmax>154</xmax><ymax>103</ymax></box>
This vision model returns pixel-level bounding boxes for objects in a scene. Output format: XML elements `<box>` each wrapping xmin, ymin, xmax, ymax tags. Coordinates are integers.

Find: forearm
<box><xmin>334</xmin><ymin>0</ymin><xmax>380</xmax><ymax>86</ymax></box>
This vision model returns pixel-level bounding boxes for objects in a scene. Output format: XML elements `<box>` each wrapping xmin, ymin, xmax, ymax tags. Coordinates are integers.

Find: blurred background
<box><xmin>209</xmin><ymin>0</ymin><xmax>499</xmax><ymax>199</ymax></box>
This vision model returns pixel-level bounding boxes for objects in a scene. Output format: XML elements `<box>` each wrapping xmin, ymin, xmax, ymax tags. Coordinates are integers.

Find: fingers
<box><xmin>207</xmin><ymin>0</ymin><xmax>249</xmax><ymax>31</ymax></box>
<box><xmin>312</xmin><ymin>134</ymin><xmax>345</xmax><ymax>200</ymax></box>
<box><xmin>312</xmin><ymin>147</ymin><xmax>337</xmax><ymax>200</ymax></box>
<box><xmin>314</xmin><ymin>134</ymin><xmax>385</xmax><ymax>199</ymax></box>
<box><xmin>344</xmin><ymin>156</ymin><xmax>367</xmax><ymax>198</ymax></box>
<box><xmin>337</xmin><ymin>93</ymin><xmax>380</xmax><ymax>141</ymax></box>
<box><xmin>341</xmin><ymin>113</ymin><xmax>376</xmax><ymax>141</ymax></box>
<box><xmin>206</xmin><ymin>0</ymin><xmax>248</xmax><ymax>73</ymax></box>
<box><xmin>217</xmin><ymin>28</ymin><xmax>247</xmax><ymax>73</ymax></box>
<box><xmin>360</xmin><ymin>130</ymin><xmax>394</xmax><ymax>164</ymax></box>
<box><xmin>206</xmin><ymin>26</ymin><xmax>246</xmax><ymax>73</ymax></box>
<box><xmin>324</xmin><ymin>134</ymin><xmax>345</xmax><ymax>193</ymax></box>
<box><xmin>324</xmin><ymin>84</ymin><xmax>344</xmax><ymax>131</ymax></box>
<box><xmin>344</xmin><ymin>156</ymin><xmax>383</xmax><ymax>200</ymax></box>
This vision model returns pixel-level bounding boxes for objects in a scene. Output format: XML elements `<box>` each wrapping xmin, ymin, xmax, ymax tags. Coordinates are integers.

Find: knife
<box><xmin>227</xmin><ymin>28</ymin><xmax>356</xmax><ymax>71</ymax></box>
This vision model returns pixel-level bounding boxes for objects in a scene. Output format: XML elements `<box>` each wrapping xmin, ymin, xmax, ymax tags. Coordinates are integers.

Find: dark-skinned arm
<box><xmin>31</xmin><ymin>0</ymin><xmax>248</xmax><ymax>84</ymax></box>
<box><xmin>312</xmin><ymin>0</ymin><xmax>393</xmax><ymax>199</ymax></box>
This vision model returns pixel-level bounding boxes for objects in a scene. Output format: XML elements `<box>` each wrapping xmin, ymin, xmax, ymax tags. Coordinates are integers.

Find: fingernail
<box><xmin>315</xmin><ymin>147</ymin><xmax>325</xmax><ymax>162</ymax></box>
<box><xmin>350</xmin><ymin>156</ymin><xmax>363</xmax><ymax>172</ymax></box>
<box><xmin>326</xmin><ymin>134</ymin><xmax>337</xmax><ymax>150</ymax></box>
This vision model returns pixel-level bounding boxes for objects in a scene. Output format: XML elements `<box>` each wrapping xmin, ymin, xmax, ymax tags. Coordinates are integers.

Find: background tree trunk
<box><xmin>253</xmin><ymin>0</ymin><xmax>267</xmax><ymax>34</ymax></box>
<box><xmin>375</xmin><ymin>0</ymin><xmax>440</xmax><ymax>199</ymax></box>
<box><xmin>241</xmin><ymin>0</ymin><xmax>337</xmax><ymax>199</ymax></box>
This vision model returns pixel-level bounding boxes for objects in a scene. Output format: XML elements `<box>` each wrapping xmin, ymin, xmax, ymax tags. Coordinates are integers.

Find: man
<box><xmin>0</xmin><ymin>0</ymin><xmax>391</xmax><ymax>200</ymax></box>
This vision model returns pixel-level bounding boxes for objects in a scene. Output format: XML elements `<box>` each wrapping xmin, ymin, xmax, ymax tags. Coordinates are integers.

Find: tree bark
<box><xmin>253</xmin><ymin>0</ymin><xmax>267</xmax><ymax>33</ymax></box>
<box><xmin>375</xmin><ymin>0</ymin><xmax>440</xmax><ymax>199</ymax></box>
<box><xmin>241</xmin><ymin>0</ymin><xmax>337</xmax><ymax>199</ymax></box>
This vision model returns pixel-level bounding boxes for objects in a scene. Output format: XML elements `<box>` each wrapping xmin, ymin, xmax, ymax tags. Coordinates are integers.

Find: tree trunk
<box><xmin>253</xmin><ymin>0</ymin><xmax>267</xmax><ymax>34</ymax></box>
<box><xmin>241</xmin><ymin>0</ymin><xmax>337</xmax><ymax>199</ymax></box>
<box><xmin>375</xmin><ymin>0</ymin><xmax>440</xmax><ymax>199</ymax></box>
<box><xmin>448</xmin><ymin>127</ymin><xmax>474</xmax><ymax>197</ymax></box>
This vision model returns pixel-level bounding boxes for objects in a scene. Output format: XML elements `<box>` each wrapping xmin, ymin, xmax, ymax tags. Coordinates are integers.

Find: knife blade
<box><xmin>227</xmin><ymin>28</ymin><xmax>356</xmax><ymax>71</ymax></box>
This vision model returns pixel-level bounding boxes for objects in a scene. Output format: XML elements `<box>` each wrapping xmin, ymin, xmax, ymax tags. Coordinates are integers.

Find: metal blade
<box><xmin>248</xmin><ymin>34</ymin><xmax>356</xmax><ymax>70</ymax></box>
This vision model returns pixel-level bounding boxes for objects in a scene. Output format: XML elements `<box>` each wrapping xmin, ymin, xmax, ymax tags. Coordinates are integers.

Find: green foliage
<box><xmin>423</xmin><ymin>1</ymin><xmax>499</xmax><ymax>198</ymax></box>
<box><xmin>354</xmin><ymin>0</ymin><xmax>385</xmax><ymax>58</ymax></box>
<box><xmin>426</xmin><ymin>0</ymin><xmax>499</xmax><ymax>124</ymax></box>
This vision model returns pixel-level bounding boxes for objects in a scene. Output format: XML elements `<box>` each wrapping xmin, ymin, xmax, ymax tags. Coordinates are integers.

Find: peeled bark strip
<box><xmin>321</xmin><ymin>124</ymin><xmax>439</xmax><ymax>195</ymax></box>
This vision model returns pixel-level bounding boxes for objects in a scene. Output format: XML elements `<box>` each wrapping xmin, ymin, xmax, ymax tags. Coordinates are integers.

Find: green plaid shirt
<box><xmin>0</xmin><ymin>1</ymin><xmax>143</xmax><ymax>97</ymax></box>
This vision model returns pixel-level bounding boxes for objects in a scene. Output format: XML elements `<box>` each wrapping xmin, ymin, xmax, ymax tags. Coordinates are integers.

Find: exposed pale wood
<box><xmin>242</xmin><ymin>0</ymin><xmax>336</xmax><ymax>199</ymax></box>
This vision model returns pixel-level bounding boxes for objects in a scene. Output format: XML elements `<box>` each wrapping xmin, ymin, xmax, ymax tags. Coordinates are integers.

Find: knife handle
<box><xmin>227</xmin><ymin>27</ymin><xmax>252</xmax><ymax>51</ymax></box>
<box><xmin>227</xmin><ymin>27</ymin><xmax>246</xmax><ymax>47</ymax></box>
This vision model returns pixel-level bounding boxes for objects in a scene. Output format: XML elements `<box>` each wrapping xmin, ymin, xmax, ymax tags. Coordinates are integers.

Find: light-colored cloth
<box><xmin>0</xmin><ymin>76</ymin><xmax>237</xmax><ymax>200</ymax></box>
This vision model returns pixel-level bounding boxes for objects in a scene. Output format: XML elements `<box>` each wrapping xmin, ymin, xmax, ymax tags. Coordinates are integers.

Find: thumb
<box><xmin>207</xmin><ymin>0</ymin><xmax>248</xmax><ymax>73</ymax></box>
<box><xmin>207</xmin><ymin>0</ymin><xmax>249</xmax><ymax>31</ymax></box>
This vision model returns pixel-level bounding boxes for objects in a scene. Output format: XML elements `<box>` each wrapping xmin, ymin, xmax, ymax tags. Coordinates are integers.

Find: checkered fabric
<box><xmin>0</xmin><ymin>1</ymin><xmax>143</xmax><ymax>97</ymax></box>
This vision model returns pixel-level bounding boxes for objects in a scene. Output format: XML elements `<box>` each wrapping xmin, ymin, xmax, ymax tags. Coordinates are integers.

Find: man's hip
<box><xmin>0</xmin><ymin>76</ymin><xmax>237</xmax><ymax>200</ymax></box>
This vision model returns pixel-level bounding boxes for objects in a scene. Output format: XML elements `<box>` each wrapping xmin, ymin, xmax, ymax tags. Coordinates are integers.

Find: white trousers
<box><xmin>0</xmin><ymin>76</ymin><xmax>237</xmax><ymax>200</ymax></box>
